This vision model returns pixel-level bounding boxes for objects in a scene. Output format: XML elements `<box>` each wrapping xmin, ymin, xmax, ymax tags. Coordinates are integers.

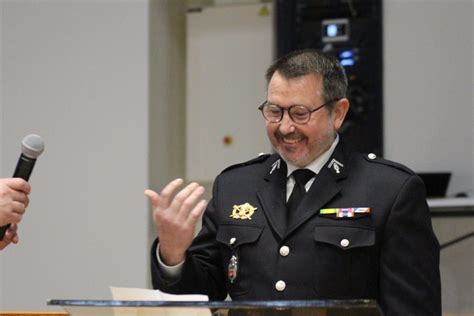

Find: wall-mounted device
<box><xmin>322</xmin><ymin>18</ymin><xmax>350</xmax><ymax>42</ymax></box>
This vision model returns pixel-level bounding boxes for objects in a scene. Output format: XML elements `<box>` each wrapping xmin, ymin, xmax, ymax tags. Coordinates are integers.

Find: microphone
<box><xmin>0</xmin><ymin>134</ymin><xmax>45</xmax><ymax>240</ymax></box>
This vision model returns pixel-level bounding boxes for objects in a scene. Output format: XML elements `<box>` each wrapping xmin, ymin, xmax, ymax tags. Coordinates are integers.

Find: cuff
<box><xmin>156</xmin><ymin>243</ymin><xmax>184</xmax><ymax>278</ymax></box>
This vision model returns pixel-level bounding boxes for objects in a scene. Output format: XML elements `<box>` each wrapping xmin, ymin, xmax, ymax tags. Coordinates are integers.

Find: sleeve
<box><xmin>155</xmin><ymin>243</ymin><xmax>184</xmax><ymax>277</ymax></box>
<box><xmin>380</xmin><ymin>174</ymin><xmax>441</xmax><ymax>316</ymax></box>
<box><xmin>150</xmin><ymin>178</ymin><xmax>227</xmax><ymax>300</ymax></box>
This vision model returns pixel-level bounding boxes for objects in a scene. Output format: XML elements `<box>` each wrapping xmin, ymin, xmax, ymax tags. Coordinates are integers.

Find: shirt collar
<box><xmin>286</xmin><ymin>134</ymin><xmax>339</xmax><ymax>177</ymax></box>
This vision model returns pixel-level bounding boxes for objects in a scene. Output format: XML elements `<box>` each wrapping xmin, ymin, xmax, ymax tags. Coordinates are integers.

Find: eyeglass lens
<box><xmin>262</xmin><ymin>104</ymin><xmax>311</xmax><ymax>124</ymax></box>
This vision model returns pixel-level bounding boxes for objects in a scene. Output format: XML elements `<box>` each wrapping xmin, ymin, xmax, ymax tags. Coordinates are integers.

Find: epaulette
<box><xmin>221</xmin><ymin>153</ymin><xmax>272</xmax><ymax>174</ymax></box>
<box><xmin>363</xmin><ymin>152</ymin><xmax>415</xmax><ymax>175</ymax></box>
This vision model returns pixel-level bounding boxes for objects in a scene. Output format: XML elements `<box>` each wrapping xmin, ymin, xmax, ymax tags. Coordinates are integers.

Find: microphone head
<box><xmin>21</xmin><ymin>134</ymin><xmax>45</xmax><ymax>159</ymax></box>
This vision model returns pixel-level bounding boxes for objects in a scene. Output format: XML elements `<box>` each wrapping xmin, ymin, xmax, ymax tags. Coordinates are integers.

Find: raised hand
<box><xmin>145</xmin><ymin>179</ymin><xmax>207</xmax><ymax>266</ymax></box>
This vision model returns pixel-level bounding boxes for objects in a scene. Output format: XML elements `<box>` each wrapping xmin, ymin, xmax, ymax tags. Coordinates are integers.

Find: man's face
<box><xmin>265</xmin><ymin>71</ymin><xmax>348</xmax><ymax>168</ymax></box>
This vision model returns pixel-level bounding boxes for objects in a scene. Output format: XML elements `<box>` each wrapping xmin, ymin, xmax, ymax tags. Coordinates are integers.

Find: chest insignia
<box><xmin>320</xmin><ymin>207</ymin><xmax>371</xmax><ymax>218</ymax></box>
<box><xmin>230</xmin><ymin>203</ymin><xmax>257</xmax><ymax>220</ymax></box>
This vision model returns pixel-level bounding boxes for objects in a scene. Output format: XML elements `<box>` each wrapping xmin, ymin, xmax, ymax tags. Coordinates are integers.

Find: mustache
<box><xmin>275</xmin><ymin>130</ymin><xmax>305</xmax><ymax>141</ymax></box>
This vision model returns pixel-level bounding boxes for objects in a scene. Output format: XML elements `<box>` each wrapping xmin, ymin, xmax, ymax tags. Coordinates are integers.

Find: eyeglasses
<box><xmin>258</xmin><ymin>98</ymin><xmax>339</xmax><ymax>124</ymax></box>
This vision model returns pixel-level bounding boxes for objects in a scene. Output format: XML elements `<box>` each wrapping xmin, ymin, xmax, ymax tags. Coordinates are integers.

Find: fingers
<box><xmin>175</xmin><ymin>183</ymin><xmax>204</xmax><ymax>220</ymax></box>
<box><xmin>174</xmin><ymin>184</ymin><xmax>205</xmax><ymax>220</ymax></box>
<box><xmin>146</xmin><ymin>179</ymin><xmax>207</xmax><ymax>222</ymax></box>
<box><xmin>10</xmin><ymin>190</ymin><xmax>29</xmax><ymax>207</ymax></box>
<box><xmin>0</xmin><ymin>178</ymin><xmax>30</xmax><ymax>225</ymax></box>
<box><xmin>11</xmin><ymin>229</ymin><xmax>19</xmax><ymax>244</ymax></box>
<box><xmin>1</xmin><ymin>224</ymin><xmax>18</xmax><ymax>245</ymax></box>
<box><xmin>186</xmin><ymin>199</ymin><xmax>208</xmax><ymax>225</ymax></box>
<box><xmin>8</xmin><ymin>203</ymin><xmax>25</xmax><ymax>223</ymax></box>
<box><xmin>144</xmin><ymin>189</ymin><xmax>159</xmax><ymax>208</ymax></box>
<box><xmin>158</xmin><ymin>178</ymin><xmax>185</xmax><ymax>208</ymax></box>
<box><xmin>170</xmin><ymin>182</ymin><xmax>199</xmax><ymax>211</ymax></box>
<box><xmin>3</xmin><ymin>178</ymin><xmax>31</xmax><ymax>194</ymax></box>
<box><xmin>7</xmin><ymin>224</ymin><xmax>18</xmax><ymax>239</ymax></box>
<box><xmin>144</xmin><ymin>178</ymin><xmax>186</xmax><ymax>210</ymax></box>
<box><xmin>0</xmin><ymin>203</ymin><xmax>25</xmax><ymax>225</ymax></box>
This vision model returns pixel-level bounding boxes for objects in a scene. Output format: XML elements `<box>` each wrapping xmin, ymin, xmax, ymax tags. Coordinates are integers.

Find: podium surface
<box><xmin>48</xmin><ymin>299</ymin><xmax>382</xmax><ymax>316</ymax></box>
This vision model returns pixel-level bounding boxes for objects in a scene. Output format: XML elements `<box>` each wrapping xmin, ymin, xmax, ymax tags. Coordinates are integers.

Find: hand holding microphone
<box><xmin>0</xmin><ymin>135</ymin><xmax>44</xmax><ymax>243</ymax></box>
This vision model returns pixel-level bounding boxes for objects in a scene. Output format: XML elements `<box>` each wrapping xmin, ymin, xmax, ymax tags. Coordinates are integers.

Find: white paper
<box><xmin>110</xmin><ymin>286</ymin><xmax>212</xmax><ymax>316</ymax></box>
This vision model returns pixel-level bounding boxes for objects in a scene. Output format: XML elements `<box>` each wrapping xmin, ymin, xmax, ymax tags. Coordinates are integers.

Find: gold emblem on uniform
<box><xmin>230</xmin><ymin>203</ymin><xmax>257</xmax><ymax>220</ymax></box>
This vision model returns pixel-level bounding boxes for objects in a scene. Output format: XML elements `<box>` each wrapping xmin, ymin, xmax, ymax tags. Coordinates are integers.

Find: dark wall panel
<box><xmin>276</xmin><ymin>0</ymin><xmax>384</xmax><ymax>156</ymax></box>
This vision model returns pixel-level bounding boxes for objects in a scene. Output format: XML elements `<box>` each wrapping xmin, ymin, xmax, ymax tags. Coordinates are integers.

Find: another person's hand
<box><xmin>0</xmin><ymin>224</ymin><xmax>19</xmax><ymax>250</ymax></box>
<box><xmin>145</xmin><ymin>179</ymin><xmax>207</xmax><ymax>266</ymax></box>
<box><xmin>0</xmin><ymin>178</ymin><xmax>31</xmax><ymax>227</ymax></box>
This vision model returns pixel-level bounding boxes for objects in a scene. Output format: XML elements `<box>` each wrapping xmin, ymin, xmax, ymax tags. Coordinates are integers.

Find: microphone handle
<box><xmin>13</xmin><ymin>154</ymin><xmax>37</xmax><ymax>181</ymax></box>
<box><xmin>0</xmin><ymin>154</ymin><xmax>37</xmax><ymax>240</ymax></box>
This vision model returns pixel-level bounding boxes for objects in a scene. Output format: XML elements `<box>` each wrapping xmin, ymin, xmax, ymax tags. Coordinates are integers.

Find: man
<box><xmin>0</xmin><ymin>177</ymin><xmax>31</xmax><ymax>250</ymax></box>
<box><xmin>146</xmin><ymin>49</ymin><xmax>441</xmax><ymax>315</ymax></box>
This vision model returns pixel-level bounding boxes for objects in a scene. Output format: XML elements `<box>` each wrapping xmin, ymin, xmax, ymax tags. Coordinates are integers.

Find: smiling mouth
<box><xmin>282</xmin><ymin>137</ymin><xmax>303</xmax><ymax>144</ymax></box>
<box><xmin>276</xmin><ymin>132</ymin><xmax>305</xmax><ymax>145</ymax></box>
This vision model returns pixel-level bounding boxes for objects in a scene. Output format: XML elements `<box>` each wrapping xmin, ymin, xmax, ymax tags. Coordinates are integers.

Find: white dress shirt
<box><xmin>285</xmin><ymin>134</ymin><xmax>339</xmax><ymax>200</ymax></box>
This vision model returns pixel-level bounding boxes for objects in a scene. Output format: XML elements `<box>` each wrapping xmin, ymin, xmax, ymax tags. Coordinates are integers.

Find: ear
<box><xmin>332</xmin><ymin>98</ymin><xmax>350</xmax><ymax>130</ymax></box>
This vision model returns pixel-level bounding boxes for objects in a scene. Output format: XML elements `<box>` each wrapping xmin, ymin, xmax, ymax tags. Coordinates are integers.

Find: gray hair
<box><xmin>266</xmin><ymin>49</ymin><xmax>348</xmax><ymax>110</ymax></box>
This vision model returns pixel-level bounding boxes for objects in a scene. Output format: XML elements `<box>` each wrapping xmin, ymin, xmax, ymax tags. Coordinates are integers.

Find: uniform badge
<box><xmin>270</xmin><ymin>159</ymin><xmax>281</xmax><ymax>174</ymax></box>
<box><xmin>328</xmin><ymin>158</ymin><xmax>344</xmax><ymax>174</ymax></box>
<box><xmin>337</xmin><ymin>208</ymin><xmax>354</xmax><ymax>218</ymax></box>
<box><xmin>227</xmin><ymin>254</ymin><xmax>239</xmax><ymax>283</ymax></box>
<box><xmin>230</xmin><ymin>203</ymin><xmax>257</xmax><ymax>220</ymax></box>
<box><xmin>320</xmin><ymin>207</ymin><xmax>371</xmax><ymax>218</ymax></box>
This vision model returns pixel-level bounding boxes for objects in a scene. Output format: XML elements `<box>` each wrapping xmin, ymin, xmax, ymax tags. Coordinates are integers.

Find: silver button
<box><xmin>279</xmin><ymin>246</ymin><xmax>290</xmax><ymax>257</ymax></box>
<box><xmin>368</xmin><ymin>153</ymin><xmax>376</xmax><ymax>160</ymax></box>
<box><xmin>275</xmin><ymin>280</ymin><xmax>286</xmax><ymax>291</ymax></box>
<box><xmin>229</xmin><ymin>237</ymin><xmax>236</xmax><ymax>245</ymax></box>
<box><xmin>340</xmin><ymin>239</ymin><xmax>350</xmax><ymax>248</ymax></box>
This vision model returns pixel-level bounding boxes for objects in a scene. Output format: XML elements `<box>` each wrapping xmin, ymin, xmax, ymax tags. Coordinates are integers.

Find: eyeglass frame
<box><xmin>257</xmin><ymin>98</ymin><xmax>341</xmax><ymax>124</ymax></box>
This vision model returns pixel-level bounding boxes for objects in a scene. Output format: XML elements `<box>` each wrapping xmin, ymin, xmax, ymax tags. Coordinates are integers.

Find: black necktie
<box><xmin>287</xmin><ymin>169</ymin><xmax>315</xmax><ymax>225</ymax></box>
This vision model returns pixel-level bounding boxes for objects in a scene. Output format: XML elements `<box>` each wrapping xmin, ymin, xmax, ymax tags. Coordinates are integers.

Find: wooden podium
<box><xmin>47</xmin><ymin>299</ymin><xmax>383</xmax><ymax>316</ymax></box>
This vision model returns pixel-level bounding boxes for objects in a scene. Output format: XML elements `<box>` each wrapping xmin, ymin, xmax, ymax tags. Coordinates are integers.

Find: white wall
<box><xmin>384</xmin><ymin>0</ymin><xmax>473</xmax><ymax>197</ymax></box>
<box><xmin>0</xmin><ymin>0</ymin><xmax>149</xmax><ymax>310</ymax></box>
<box><xmin>185</xmin><ymin>4</ymin><xmax>272</xmax><ymax>182</ymax></box>
<box><xmin>149</xmin><ymin>0</ymin><xmax>187</xmax><ymax>183</ymax></box>
<box><xmin>385</xmin><ymin>0</ymin><xmax>473</xmax><ymax>313</ymax></box>
<box><xmin>148</xmin><ymin>0</ymin><xmax>187</xmax><ymax>264</ymax></box>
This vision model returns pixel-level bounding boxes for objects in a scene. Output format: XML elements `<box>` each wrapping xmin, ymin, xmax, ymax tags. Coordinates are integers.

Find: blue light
<box><xmin>327</xmin><ymin>24</ymin><xmax>338</xmax><ymax>37</ymax></box>
<box><xmin>339</xmin><ymin>50</ymin><xmax>353</xmax><ymax>59</ymax></box>
<box><xmin>340</xmin><ymin>58</ymin><xmax>355</xmax><ymax>67</ymax></box>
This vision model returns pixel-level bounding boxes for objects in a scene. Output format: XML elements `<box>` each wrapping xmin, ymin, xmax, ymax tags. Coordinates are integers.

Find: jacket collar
<box><xmin>257</xmin><ymin>154</ymin><xmax>288</xmax><ymax>238</ymax></box>
<box><xmin>285</xmin><ymin>140</ymin><xmax>350</xmax><ymax>235</ymax></box>
<box><xmin>257</xmin><ymin>140</ymin><xmax>351</xmax><ymax>239</ymax></box>
<box><xmin>286</xmin><ymin>134</ymin><xmax>340</xmax><ymax>177</ymax></box>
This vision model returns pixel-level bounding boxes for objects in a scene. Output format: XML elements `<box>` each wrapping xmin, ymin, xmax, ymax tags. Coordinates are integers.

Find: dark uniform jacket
<box><xmin>151</xmin><ymin>141</ymin><xmax>441</xmax><ymax>316</ymax></box>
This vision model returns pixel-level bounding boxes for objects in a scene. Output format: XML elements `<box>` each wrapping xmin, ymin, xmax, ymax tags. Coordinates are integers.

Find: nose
<box><xmin>278</xmin><ymin>110</ymin><xmax>296</xmax><ymax>134</ymax></box>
